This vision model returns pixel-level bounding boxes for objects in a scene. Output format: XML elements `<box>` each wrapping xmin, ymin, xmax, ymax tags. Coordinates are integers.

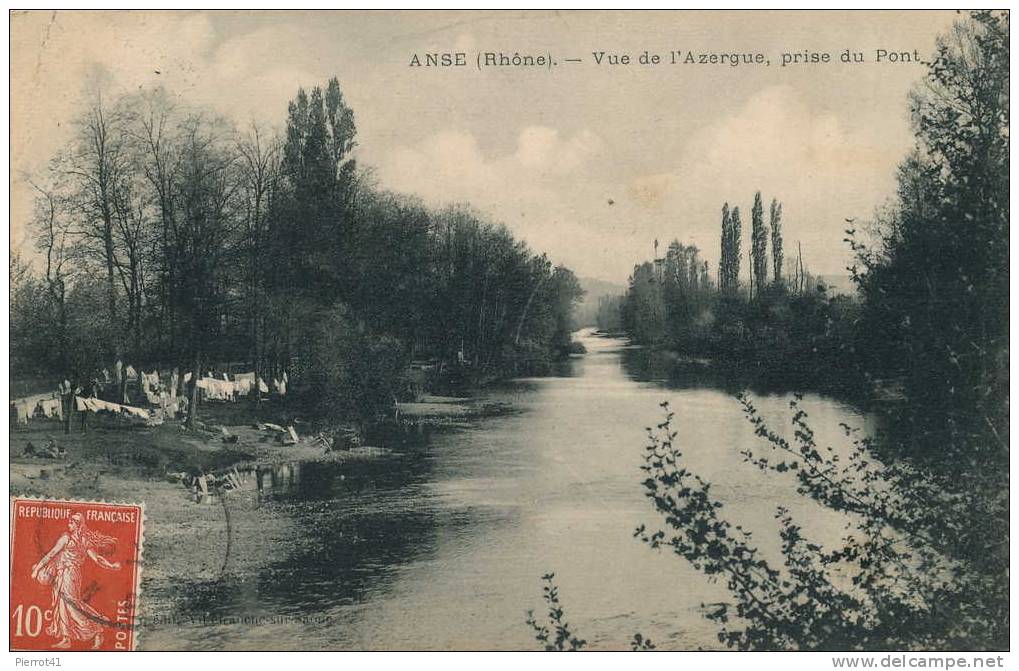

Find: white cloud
<box><xmin>375</xmin><ymin>126</ymin><xmax>616</xmax><ymax>275</ymax></box>
<box><xmin>372</xmin><ymin>87</ymin><xmax>909</xmax><ymax>282</ymax></box>
<box><xmin>625</xmin><ymin>85</ymin><xmax>910</xmax><ymax>279</ymax></box>
<box><xmin>378</xmin><ymin>125</ymin><xmax>606</xmax><ymax>209</ymax></box>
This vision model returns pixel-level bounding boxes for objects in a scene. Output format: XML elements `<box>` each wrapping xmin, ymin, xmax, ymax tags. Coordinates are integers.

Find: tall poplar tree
<box><xmin>770</xmin><ymin>198</ymin><xmax>784</xmax><ymax>285</ymax></box>
<box><xmin>729</xmin><ymin>206</ymin><xmax>742</xmax><ymax>293</ymax></box>
<box><xmin>750</xmin><ymin>191</ymin><xmax>767</xmax><ymax>297</ymax></box>
<box><xmin>719</xmin><ymin>203</ymin><xmax>731</xmax><ymax>292</ymax></box>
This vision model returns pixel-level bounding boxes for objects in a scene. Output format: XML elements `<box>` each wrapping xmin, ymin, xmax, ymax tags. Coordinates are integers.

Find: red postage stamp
<box><xmin>9</xmin><ymin>497</ymin><xmax>144</xmax><ymax>651</ymax></box>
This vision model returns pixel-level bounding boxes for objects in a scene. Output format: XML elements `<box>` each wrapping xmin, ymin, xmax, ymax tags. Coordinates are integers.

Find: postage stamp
<box><xmin>9</xmin><ymin>497</ymin><xmax>144</xmax><ymax>651</ymax></box>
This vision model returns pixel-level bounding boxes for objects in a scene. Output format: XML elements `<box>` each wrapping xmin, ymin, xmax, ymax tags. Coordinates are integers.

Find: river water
<box><xmin>146</xmin><ymin>328</ymin><xmax>873</xmax><ymax>650</ymax></box>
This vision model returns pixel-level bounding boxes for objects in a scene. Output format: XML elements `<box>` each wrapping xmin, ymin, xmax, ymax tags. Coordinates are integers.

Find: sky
<box><xmin>10</xmin><ymin>10</ymin><xmax>960</xmax><ymax>284</ymax></box>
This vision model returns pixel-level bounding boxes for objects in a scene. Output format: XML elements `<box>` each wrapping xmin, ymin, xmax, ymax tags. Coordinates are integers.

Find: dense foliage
<box><xmin>849</xmin><ymin>10</ymin><xmax>1009</xmax><ymax>462</ymax></box>
<box><xmin>606</xmin><ymin>224</ymin><xmax>852</xmax><ymax>393</ymax></box>
<box><xmin>11</xmin><ymin>78</ymin><xmax>584</xmax><ymax>425</ymax></box>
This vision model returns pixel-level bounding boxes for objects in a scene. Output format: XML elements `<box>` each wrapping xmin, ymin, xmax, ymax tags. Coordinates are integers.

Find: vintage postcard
<box><xmin>7</xmin><ymin>9</ymin><xmax>1009</xmax><ymax>656</ymax></box>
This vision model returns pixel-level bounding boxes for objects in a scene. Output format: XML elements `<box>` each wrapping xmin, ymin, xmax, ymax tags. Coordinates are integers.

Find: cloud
<box><xmin>378</xmin><ymin>125</ymin><xmax>605</xmax><ymax>210</ymax></box>
<box><xmin>627</xmin><ymin>85</ymin><xmax>909</xmax><ymax>278</ymax></box>
<box><xmin>626</xmin><ymin>174</ymin><xmax>675</xmax><ymax>211</ymax></box>
<box><xmin>374</xmin><ymin>125</ymin><xmax>627</xmax><ymax>277</ymax></box>
<box><xmin>11</xmin><ymin>12</ymin><xmax>930</xmax><ymax>283</ymax></box>
<box><xmin>373</xmin><ymin>86</ymin><xmax>909</xmax><ymax>282</ymax></box>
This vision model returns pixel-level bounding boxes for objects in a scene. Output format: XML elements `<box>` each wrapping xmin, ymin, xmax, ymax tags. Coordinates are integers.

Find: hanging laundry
<box><xmin>74</xmin><ymin>396</ymin><xmax>151</xmax><ymax>421</ymax></box>
<box><xmin>119</xmin><ymin>403</ymin><xmax>150</xmax><ymax>420</ymax></box>
<box><xmin>258</xmin><ymin>378</ymin><xmax>269</xmax><ymax>394</ymax></box>
<box><xmin>233</xmin><ymin>372</ymin><xmax>255</xmax><ymax>395</ymax></box>
<box><xmin>126</xmin><ymin>365</ymin><xmax>138</xmax><ymax>379</ymax></box>
<box><xmin>197</xmin><ymin>377</ymin><xmax>234</xmax><ymax>401</ymax></box>
<box><xmin>40</xmin><ymin>398</ymin><xmax>62</xmax><ymax>420</ymax></box>
<box><xmin>14</xmin><ymin>401</ymin><xmax>31</xmax><ymax>425</ymax></box>
<box><xmin>11</xmin><ymin>393</ymin><xmax>57</xmax><ymax>425</ymax></box>
<box><xmin>141</xmin><ymin>371</ymin><xmax>160</xmax><ymax>393</ymax></box>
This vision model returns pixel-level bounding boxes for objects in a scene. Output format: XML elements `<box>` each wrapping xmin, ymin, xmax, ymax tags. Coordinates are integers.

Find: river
<box><xmin>144</xmin><ymin>328</ymin><xmax>874</xmax><ymax>650</ymax></box>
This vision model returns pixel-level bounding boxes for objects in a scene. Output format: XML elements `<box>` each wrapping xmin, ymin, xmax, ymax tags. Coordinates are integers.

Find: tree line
<box><xmin>11</xmin><ymin>77</ymin><xmax>584</xmax><ymax>426</ymax></box>
<box><xmin>607</xmin><ymin>10</ymin><xmax>1007</xmax><ymax>466</ymax></box>
<box><xmin>609</xmin><ymin>183</ymin><xmax>852</xmax><ymax>395</ymax></box>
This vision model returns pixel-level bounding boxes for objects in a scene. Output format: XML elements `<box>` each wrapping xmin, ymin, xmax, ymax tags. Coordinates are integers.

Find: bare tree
<box><xmin>29</xmin><ymin>178</ymin><xmax>79</xmax><ymax>373</ymax></box>
<box><xmin>236</xmin><ymin>122</ymin><xmax>281</xmax><ymax>401</ymax></box>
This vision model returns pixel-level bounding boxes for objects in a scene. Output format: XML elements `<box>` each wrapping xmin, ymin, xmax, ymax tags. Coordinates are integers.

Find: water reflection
<box><xmin>255</xmin><ymin>462</ymin><xmax>301</xmax><ymax>498</ymax></box>
<box><xmin>149</xmin><ymin>329</ymin><xmax>876</xmax><ymax>650</ymax></box>
<box><xmin>163</xmin><ymin>455</ymin><xmax>444</xmax><ymax>649</ymax></box>
<box><xmin>620</xmin><ymin>345</ymin><xmax>745</xmax><ymax>392</ymax></box>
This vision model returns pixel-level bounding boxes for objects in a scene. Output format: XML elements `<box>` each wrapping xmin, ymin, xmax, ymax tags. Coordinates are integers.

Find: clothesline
<box><xmin>10</xmin><ymin>392</ymin><xmax>61</xmax><ymax>425</ymax></box>
<box><xmin>74</xmin><ymin>396</ymin><xmax>162</xmax><ymax>425</ymax></box>
<box><xmin>115</xmin><ymin>366</ymin><xmax>285</xmax><ymax>403</ymax></box>
<box><xmin>11</xmin><ymin>365</ymin><xmax>292</xmax><ymax>428</ymax></box>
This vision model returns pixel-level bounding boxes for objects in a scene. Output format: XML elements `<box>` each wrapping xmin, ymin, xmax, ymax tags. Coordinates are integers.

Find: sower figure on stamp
<box><xmin>30</xmin><ymin>512</ymin><xmax>122</xmax><ymax>649</ymax></box>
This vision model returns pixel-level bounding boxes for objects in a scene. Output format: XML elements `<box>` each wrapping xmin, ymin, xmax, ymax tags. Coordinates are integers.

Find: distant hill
<box><xmin>574</xmin><ymin>276</ymin><xmax>627</xmax><ymax>327</ymax></box>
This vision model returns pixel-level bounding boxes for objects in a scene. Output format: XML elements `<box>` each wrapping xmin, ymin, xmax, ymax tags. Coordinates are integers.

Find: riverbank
<box><xmin>8</xmin><ymin>388</ymin><xmax>520</xmax><ymax>643</ymax></box>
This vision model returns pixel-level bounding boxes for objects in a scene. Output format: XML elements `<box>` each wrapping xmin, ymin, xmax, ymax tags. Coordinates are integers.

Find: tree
<box><xmin>62</xmin><ymin>91</ymin><xmax>135</xmax><ymax>361</ymax></box>
<box><xmin>718</xmin><ymin>202</ymin><xmax>741</xmax><ymax>294</ymax></box>
<box><xmin>750</xmin><ymin>191</ymin><xmax>767</xmax><ymax>298</ymax></box>
<box><xmin>133</xmin><ymin>88</ymin><xmax>184</xmax><ymax>362</ymax></box>
<box><xmin>547</xmin><ymin>266</ymin><xmax>585</xmax><ymax>354</ymax></box>
<box><xmin>15</xmin><ymin>75</ymin><xmax>586</xmax><ymax>428</ymax></box>
<box><xmin>236</xmin><ymin>122</ymin><xmax>281</xmax><ymax>401</ymax></box>
<box><xmin>770</xmin><ymin>199</ymin><xmax>784</xmax><ymax>285</ymax></box>
<box><xmin>265</xmin><ymin>79</ymin><xmax>359</xmax><ymax>380</ymax></box>
<box><xmin>850</xmin><ymin>10</ymin><xmax>1008</xmax><ymax>460</ymax></box>
<box><xmin>729</xmin><ymin>206</ymin><xmax>742</xmax><ymax>292</ymax></box>
<box><xmin>26</xmin><ymin>183</ymin><xmax>76</xmax><ymax>373</ymax></box>
<box><xmin>169</xmin><ymin>114</ymin><xmax>244</xmax><ymax>428</ymax></box>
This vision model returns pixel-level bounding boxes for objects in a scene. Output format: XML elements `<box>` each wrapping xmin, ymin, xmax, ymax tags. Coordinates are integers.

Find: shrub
<box><xmin>634</xmin><ymin>399</ymin><xmax>1006</xmax><ymax>650</ymax></box>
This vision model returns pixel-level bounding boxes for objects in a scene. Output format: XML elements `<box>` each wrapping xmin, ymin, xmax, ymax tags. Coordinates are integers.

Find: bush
<box><xmin>296</xmin><ymin>307</ymin><xmax>414</xmax><ymax>428</ymax></box>
<box><xmin>634</xmin><ymin>399</ymin><xmax>1006</xmax><ymax>650</ymax></box>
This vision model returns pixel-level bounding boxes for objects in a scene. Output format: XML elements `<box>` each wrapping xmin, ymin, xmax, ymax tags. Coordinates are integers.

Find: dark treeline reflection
<box><xmin>168</xmin><ymin>455</ymin><xmax>443</xmax><ymax>628</ymax></box>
